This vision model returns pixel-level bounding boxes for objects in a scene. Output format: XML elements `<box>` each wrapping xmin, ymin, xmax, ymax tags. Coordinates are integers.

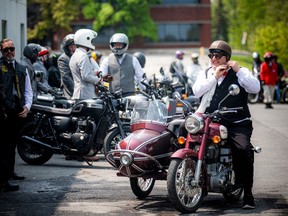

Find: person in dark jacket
<box><xmin>0</xmin><ymin>38</ymin><xmax>33</xmax><ymax>192</ymax></box>
<box><xmin>48</xmin><ymin>53</ymin><xmax>61</xmax><ymax>88</ymax></box>
<box><xmin>58</xmin><ymin>34</ymin><xmax>76</xmax><ymax>99</ymax></box>
<box><xmin>192</xmin><ymin>40</ymin><xmax>260</xmax><ymax>209</ymax></box>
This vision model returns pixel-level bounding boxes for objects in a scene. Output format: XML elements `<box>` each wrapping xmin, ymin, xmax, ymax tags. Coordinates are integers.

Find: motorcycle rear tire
<box><xmin>282</xmin><ymin>87</ymin><xmax>288</xmax><ymax>104</ymax></box>
<box><xmin>248</xmin><ymin>93</ymin><xmax>259</xmax><ymax>104</ymax></box>
<box><xmin>103</xmin><ymin>125</ymin><xmax>131</xmax><ymax>162</ymax></box>
<box><xmin>130</xmin><ymin>177</ymin><xmax>155</xmax><ymax>199</ymax></box>
<box><xmin>167</xmin><ymin>158</ymin><xmax>205</xmax><ymax>214</ymax></box>
<box><xmin>17</xmin><ymin>122</ymin><xmax>53</xmax><ymax>165</ymax></box>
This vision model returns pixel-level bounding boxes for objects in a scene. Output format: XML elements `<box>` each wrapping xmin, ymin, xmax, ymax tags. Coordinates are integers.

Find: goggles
<box><xmin>208</xmin><ymin>52</ymin><xmax>226</xmax><ymax>60</ymax></box>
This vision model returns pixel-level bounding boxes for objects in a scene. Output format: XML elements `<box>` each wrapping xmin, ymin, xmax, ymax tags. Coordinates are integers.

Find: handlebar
<box><xmin>210</xmin><ymin>107</ymin><xmax>244</xmax><ymax>117</ymax></box>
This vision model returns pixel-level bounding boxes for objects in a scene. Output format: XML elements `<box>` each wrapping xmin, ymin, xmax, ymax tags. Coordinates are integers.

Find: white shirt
<box><xmin>193</xmin><ymin>67</ymin><xmax>260</xmax><ymax>98</ymax></box>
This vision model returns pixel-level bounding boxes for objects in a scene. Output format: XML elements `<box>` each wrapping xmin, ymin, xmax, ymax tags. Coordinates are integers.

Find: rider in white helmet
<box><xmin>99</xmin><ymin>33</ymin><xmax>145</xmax><ymax>96</ymax></box>
<box><xmin>69</xmin><ymin>29</ymin><xmax>102</xmax><ymax>99</ymax></box>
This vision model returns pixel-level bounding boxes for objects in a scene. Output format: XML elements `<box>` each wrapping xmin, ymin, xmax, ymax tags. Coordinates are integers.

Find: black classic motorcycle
<box><xmin>17</xmin><ymin>84</ymin><xmax>131</xmax><ymax>166</ymax></box>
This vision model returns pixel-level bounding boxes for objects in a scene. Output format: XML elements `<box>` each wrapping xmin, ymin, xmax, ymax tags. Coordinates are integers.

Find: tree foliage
<box><xmin>27</xmin><ymin>0</ymin><xmax>81</xmax><ymax>42</ymax></box>
<box><xmin>81</xmin><ymin>0</ymin><xmax>161</xmax><ymax>43</ymax></box>
<box><xmin>212</xmin><ymin>0</ymin><xmax>288</xmax><ymax>68</ymax></box>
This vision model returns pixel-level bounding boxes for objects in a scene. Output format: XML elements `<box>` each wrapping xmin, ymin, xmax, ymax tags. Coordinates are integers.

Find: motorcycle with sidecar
<box><xmin>106</xmin><ymin>93</ymin><xmax>193</xmax><ymax>198</ymax></box>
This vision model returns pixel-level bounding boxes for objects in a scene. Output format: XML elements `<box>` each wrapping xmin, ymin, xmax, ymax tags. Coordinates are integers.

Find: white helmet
<box><xmin>252</xmin><ymin>52</ymin><xmax>260</xmax><ymax>59</ymax></box>
<box><xmin>109</xmin><ymin>33</ymin><xmax>129</xmax><ymax>56</ymax></box>
<box><xmin>74</xmin><ymin>29</ymin><xmax>98</xmax><ymax>50</ymax></box>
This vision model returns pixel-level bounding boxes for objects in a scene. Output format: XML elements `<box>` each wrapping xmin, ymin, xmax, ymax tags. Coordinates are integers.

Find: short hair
<box><xmin>0</xmin><ymin>38</ymin><xmax>14</xmax><ymax>50</ymax></box>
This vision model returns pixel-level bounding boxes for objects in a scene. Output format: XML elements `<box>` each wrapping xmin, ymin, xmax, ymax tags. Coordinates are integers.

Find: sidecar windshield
<box><xmin>131</xmin><ymin>99</ymin><xmax>168</xmax><ymax>124</ymax></box>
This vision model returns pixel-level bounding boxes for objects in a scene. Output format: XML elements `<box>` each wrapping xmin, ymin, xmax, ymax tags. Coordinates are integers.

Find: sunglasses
<box><xmin>208</xmin><ymin>53</ymin><xmax>225</xmax><ymax>60</ymax></box>
<box><xmin>2</xmin><ymin>47</ymin><xmax>15</xmax><ymax>52</ymax></box>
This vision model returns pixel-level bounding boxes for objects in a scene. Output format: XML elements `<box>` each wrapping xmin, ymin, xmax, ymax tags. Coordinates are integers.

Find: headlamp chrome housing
<box><xmin>120</xmin><ymin>153</ymin><xmax>133</xmax><ymax>166</ymax></box>
<box><xmin>185</xmin><ymin>114</ymin><xmax>204</xmax><ymax>134</ymax></box>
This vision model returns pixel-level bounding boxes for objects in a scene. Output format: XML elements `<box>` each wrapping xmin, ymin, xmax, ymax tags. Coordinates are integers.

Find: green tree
<box><xmin>27</xmin><ymin>0</ymin><xmax>81</xmax><ymax>44</ymax></box>
<box><xmin>212</xmin><ymin>0</ymin><xmax>288</xmax><ymax>69</ymax></box>
<box><xmin>81</xmin><ymin>0</ymin><xmax>161</xmax><ymax>43</ymax></box>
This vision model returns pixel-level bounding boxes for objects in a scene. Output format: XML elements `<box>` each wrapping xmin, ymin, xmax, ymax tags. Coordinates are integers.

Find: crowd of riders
<box><xmin>252</xmin><ymin>51</ymin><xmax>286</xmax><ymax>108</ymax></box>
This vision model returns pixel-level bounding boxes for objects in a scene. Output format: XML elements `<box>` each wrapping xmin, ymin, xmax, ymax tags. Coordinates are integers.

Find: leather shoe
<box><xmin>10</xmin><ymin>172</ymin><xmax>25</xmax><ymax>180</ymax></box>
<box><xmin>3</xmin><ymin>181</ymin><xmax>19</xmax><ymax>192</ymax></box>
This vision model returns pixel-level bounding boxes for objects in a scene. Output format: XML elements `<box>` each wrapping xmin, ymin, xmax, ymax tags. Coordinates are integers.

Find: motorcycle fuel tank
<box><xmin>71</xmin><ymin>99</ymin><xmax>106</xmax><ymax>117</ymax></box>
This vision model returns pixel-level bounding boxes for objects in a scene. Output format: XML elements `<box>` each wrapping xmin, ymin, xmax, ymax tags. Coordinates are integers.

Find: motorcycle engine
<box><xmin>57</xmin><ymin>116</ymin><xmax>96</xmax><ymax>155</ymax></box>
<box><xmin>71</xmin><ymin>132</ymin><xmax>90</xmax><ymax>154</ymax></box>
<box><xmin>205</xmin><ymin>143</ymin><xmax>219</xmax><ymax>164</ymax></box>
<box><xmin>208</xmin><ymin>164</ymin><xmax>231</xmax><ymax>190</ymax></box>
<box><xmin>207</xmin><ymin>145</ymin><xmax>233</xmax><ymax>190</ymax></box>
<box><xmin>71</xmin><ymin>117</ymin><xmax>96</xmax><ymax>154</ymax></box>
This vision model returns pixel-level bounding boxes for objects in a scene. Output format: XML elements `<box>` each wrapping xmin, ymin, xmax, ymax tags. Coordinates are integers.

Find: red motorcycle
<box><xmin>106</xmin><ymin>94</ymin><xmax>190</xmax><ymax>198</ymax></box>
<box><xmin>167</xmin><ymin>84</ymin><xmax>262</xmax><ymax>213</ymax></box>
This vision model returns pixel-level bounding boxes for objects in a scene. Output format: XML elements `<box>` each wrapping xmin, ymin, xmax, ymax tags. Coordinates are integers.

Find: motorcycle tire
<box><xmin>103</xmin><ymin>125</ymin><xmax>131</xmax><ymax>162</ymax></box>
<box><xmin>167</xmin><ymin>158</ymin><xmax>205</xmax><ymax>214</ymax></box>
<box><xmin>248</xmin><ymin>93</ymin><xmax>259</xmax><ymax>104</ymax></box>
<box><xmin>282</xmin><ymin>87</ymin><xmax>288</xmax><ymax>104</ymax></box>
<box><xmin>17</xmin><ymin>122</ymin><xmax>53</xmax><ymax>165</ymax></box>
<box><xmin>130</xmin><ymin>177</ymin><xmax>155</xmax><ymax>199</ymax></box>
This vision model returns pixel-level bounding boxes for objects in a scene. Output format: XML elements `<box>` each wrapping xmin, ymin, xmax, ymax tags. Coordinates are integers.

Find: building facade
<box><xmin>0</xmin><ymin>0</ymin><xmax>27</xmax><ymax>61</ymax></box>
<box><xmin>71</xmin><ymin>0</ymin><xmax>211</xmax><ymax>49</ymax></box>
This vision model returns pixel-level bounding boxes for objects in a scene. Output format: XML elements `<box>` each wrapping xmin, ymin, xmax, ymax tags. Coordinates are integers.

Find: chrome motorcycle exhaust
<box><xmin>21</xmin><ymin>136</ymin><xmax>61</xmax><ymax>151</ymax></box>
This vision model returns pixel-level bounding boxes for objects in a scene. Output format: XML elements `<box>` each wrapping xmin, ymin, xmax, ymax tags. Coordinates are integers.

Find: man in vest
<box><xmin>0</xmin><ymin>38</ymin><xmax>33</xmax><ymax>192</ymax></box>
<box><xmin>99</xmin><ymin>33</ymin><xmax>145</xmax><ymax>96</ymax></box>
<box><xmin>192</xmin><ymin>40</ymin><xmax>260</xmax><ymax>209</ymax></box>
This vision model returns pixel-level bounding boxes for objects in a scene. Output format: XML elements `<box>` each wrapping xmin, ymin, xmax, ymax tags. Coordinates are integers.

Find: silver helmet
<box><xmin>109</xmin><ymin>33</ymin><xmax>129</xmax><ymax>56</ymax></box>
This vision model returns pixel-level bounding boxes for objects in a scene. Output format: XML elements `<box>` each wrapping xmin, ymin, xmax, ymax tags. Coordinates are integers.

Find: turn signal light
<box><xmin>177</xmin><ymin>136</ymin><xmax>186</xmax><ymax>145</ymax></box>
<box><xmin>212</xmin><ymin>135</ymin><xmax>221</xmax><ymax>144</ymax></box>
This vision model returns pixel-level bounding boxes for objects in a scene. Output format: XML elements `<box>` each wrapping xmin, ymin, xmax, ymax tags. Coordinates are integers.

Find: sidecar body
<box><xmin>107</xmin><ymin>121</ymin><xmax>177</xmax><ymax>178</ymax></box>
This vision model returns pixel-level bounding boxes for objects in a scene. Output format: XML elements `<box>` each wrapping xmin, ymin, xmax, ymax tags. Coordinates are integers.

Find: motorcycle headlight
<box><xmin>185</xmin><ymin>114</ymin><xmax>204</xmax><ymax>134</ymax></box>
<box><xmin>120</xmin><ymin>153</ymin><xmax>133</xmax><ymax>166</ymax></box>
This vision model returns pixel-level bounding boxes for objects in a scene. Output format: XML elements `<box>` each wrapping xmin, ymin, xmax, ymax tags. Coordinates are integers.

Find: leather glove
<box><xmin>103</xmin><ymin>74</ymin><xmax>113</xmax><ymax>83</ymax></box>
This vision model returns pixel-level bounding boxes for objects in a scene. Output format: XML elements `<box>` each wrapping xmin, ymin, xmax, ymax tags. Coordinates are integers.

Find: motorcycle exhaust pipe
<box><xmin>21</xmin><ymin>135</ymin><xmax>61</xmax><ymax>151</ymax></box>
<box><xmin>252</xmin><ymin>146</ymin><xmax>262</xmax><ymax>153</ymax></box>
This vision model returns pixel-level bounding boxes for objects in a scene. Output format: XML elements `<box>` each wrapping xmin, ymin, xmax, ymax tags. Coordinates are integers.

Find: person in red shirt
<box><xmin>260</xmin><ymin>52</ymin><xmax>278</xmax><ymax>109</ymax></box>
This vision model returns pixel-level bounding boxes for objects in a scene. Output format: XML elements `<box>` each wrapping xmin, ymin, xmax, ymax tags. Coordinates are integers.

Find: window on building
<box><xmin>158</xmin><ymin>23</ymin><xmax>200</xmax><ymax>42</ymax></box>
<box><xmin>2</xmin><ymin>20</ymin><xmax>7</xmax><ymax>39</ymax></box>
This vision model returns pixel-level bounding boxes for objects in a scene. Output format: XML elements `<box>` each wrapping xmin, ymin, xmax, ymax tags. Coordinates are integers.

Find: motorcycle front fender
<box><xmin>171</xmin><ymin>148</ymin><xmax>198</xmax><ymax>159</ymax></box>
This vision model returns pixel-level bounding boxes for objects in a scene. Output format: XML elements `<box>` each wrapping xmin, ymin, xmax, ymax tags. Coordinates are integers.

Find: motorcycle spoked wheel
<box><xmin>17</xmin><ymin>122</ymin><xmax>53</xmax><ymax>165</ymax></box>
<box><xmin>167</xmin><ymin>158</ymin><xmax>205</xmax><ymax>214</ymax></box>
<box><xmin>130</xmin><ymin>177</ymin><xmax>155</xmax><ymax>199</ymax></box>
<box><xmin>103</xmin><ymin>125</ymin><xmax>131</xmax><ymax>162</ymax></box>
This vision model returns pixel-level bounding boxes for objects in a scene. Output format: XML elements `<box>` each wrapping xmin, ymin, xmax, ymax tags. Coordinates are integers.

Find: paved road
<box><xmin>0</xmin><ymin>103</ymin><xmax>288</xmax><ymax>216</ymax></box>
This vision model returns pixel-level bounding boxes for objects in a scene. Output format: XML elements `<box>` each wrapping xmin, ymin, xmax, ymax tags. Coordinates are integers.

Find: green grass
<box><xmin>231</xmin><ymin>55</ymin><xmax>253</xmax><ymax>70</ymax></box>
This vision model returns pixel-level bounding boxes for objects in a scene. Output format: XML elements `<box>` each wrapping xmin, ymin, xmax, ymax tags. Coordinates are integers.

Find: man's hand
<box><xmin>103</xmin><ymin>75</ymin><xmax>113</xmax><ymax>83</ymax></box>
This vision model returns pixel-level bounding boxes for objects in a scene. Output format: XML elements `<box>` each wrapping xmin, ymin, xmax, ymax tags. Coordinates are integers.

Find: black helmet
<box><xmin>61</xmin><ymin>34</ymin><xmax>75</xmax><ymax>56</ymax></box>
<box><xmin>133</xmin><ymin>51</ymin><xmax>146</xmax><ymax>68</ymax></box>
<box><xmin>23</xmin><ymin>43</ymin><xmax>42</xmax><ymax>63</ymax></box>
<box><xmin>209</xmin><ymin>40</ymin><xmax>231</xmax><ymax>60</ymax></box>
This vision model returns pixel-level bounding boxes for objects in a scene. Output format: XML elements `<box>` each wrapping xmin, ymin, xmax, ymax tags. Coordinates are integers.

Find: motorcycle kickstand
<box><xmin>82</xmin><ymin>157</ymin><xmax>93</xmax><ymax>166</ymax></box>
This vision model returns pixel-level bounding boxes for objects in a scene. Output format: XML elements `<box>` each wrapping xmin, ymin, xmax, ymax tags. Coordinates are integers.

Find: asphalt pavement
<box><xmin>1</xmin><ymin>52</ymin><xmax>288</xmax><ymax>216</ymax></box>
<box><xmin>0</xmin><ymin>103</ymin><xmax>288</xmax><ymax>216</ymax></box>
